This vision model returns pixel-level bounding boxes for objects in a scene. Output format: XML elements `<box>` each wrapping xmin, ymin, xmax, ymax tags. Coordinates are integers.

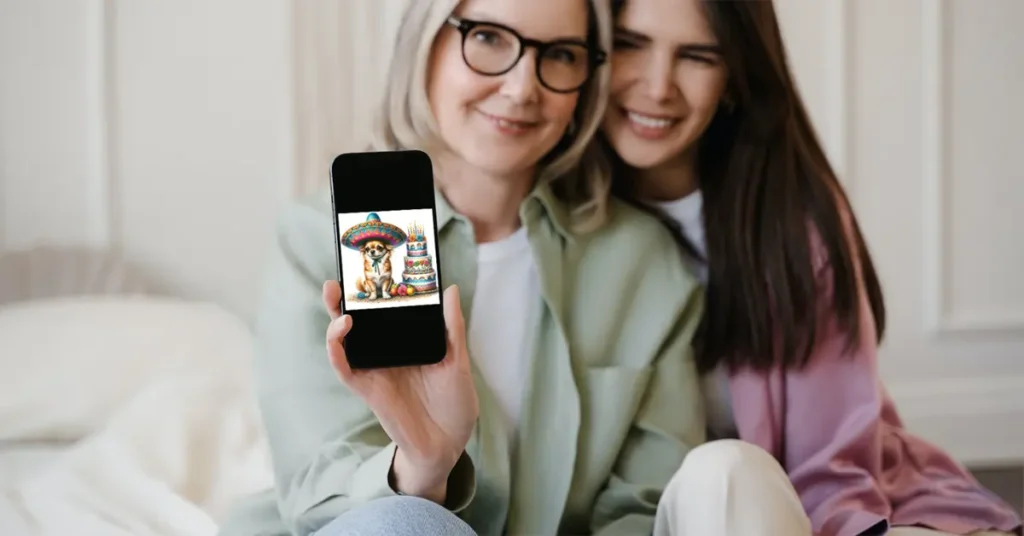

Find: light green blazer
<box><xmin>218</xmin><ymin>181</ymin><xmax>706</xmax><ymax>536</ymax></box>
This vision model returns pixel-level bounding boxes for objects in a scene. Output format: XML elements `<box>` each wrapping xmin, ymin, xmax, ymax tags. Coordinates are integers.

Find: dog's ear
<box><xmin>385</xmin><ymin>243</ymin><xmax>393</xmax><ymax>251</ymax></box>
<box><xmin>358</xmin><ymin>243</ymin><xmax>367</xmax><ymax>252</ymax></box>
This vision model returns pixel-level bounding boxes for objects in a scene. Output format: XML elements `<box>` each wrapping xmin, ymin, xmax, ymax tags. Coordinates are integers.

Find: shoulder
<box><xmin>275</xmin><ymin>188</ymin><xmax>333</xmax><ymax>235</ymax></box>
<box><xmin>574</xmin><ymin>196</ymin><xmax>677</xmax><ymax>250</ymax></box>
<box><xmin>570</xmin><ymin>196</ymin><xmax>703</xmax><ymax>315</ymax></box>
<box><xmin>558</xmin><ymin>197</ymin><xmax>704</xmax><ymax>370</ymax></box>
<box><xmin>601</xmin><ymin>196</ymin><xmax>677</xmax><ymax>243</ymax></box>
<box><xmin>596</xmin><ymin>196</ymin><xmax>691</xmax><ymax>257</ymax></box>
<box><xmin>266</xmin><ymin>188</ymin><xmax>336</xmax><ymax>284</ymax></box>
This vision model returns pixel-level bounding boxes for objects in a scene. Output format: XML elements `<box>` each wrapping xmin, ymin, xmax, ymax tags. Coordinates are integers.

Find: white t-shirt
<box><xmin>653</xmin><ymin>191</ymin><xmax>738</xmax><ymax>439</ymax></box>
<box><xmin>467</xmin><ymin>226</ymin><xmax>540</xmax><ymax>450</ymax></box>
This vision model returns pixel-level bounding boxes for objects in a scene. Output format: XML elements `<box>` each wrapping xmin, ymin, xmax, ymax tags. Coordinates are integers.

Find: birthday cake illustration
<box><xmin>401</xmin><ymin>221</ymin><xmax>439</xmax><ymax>294</ymax></box>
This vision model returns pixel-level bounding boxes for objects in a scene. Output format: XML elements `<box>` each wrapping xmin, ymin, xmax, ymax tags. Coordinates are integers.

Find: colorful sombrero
<box><xmin>340</xmin><ymin>213</ymin><xmax>408</xmax><ymax>250</ymax></box>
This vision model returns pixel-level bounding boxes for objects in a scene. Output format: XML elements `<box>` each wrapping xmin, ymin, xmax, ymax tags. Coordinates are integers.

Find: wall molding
<box><xmin>825</xmin><ymin>0</ymin><xmax>853</xmax><ymax>188</ymax></box>
<box><xmin>921</xmin><ymin>0</ymin><xmax>1024</xmax><ymax>337</ymax></box>
<box><xmin>290</xmin><ymin>1</ymin><xmax>404</xmax><ymax>198</ymax></box>
<box><xmin>921</xmin><ymin>0</ymin><xmax>949</xmax><ymax>335</ymax></box>
<box><xmin>890</xmin><ymin>375</ymin><xmax>1024</xmax><ymax>466</ymax></box>
<box><xmin>291</xmin><ymin>1</ymin><xmax>349</xmax><ymax>198</ymax></box>
<box><xmin>0</xmin><ymin>124</ymin><xmax>6</xmax><ymax>250</ymax></box>
<box><xmin>100</xmin><ymin>0</ymin><xmax>121</xmax><ymax>253</ymax></box>
<box><xmin>79</xmin><ymin>0</ymin><xmax>118</xmax><ymax>250</ymax></box>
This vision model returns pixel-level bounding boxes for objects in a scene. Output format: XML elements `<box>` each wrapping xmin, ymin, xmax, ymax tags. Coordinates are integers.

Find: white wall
<box><xmin>775</xmin><ymin>0</ymin><xmax>1024</xmax><ymax>463</ymax></box>
<box><xmin>0</xmin><ymin>0</ymin><xmax>293</xmax><ymax>320</ymax></box>
<box><xmin>2</xmin><ymin>0</ymin><xmax>1022</xmax><ymax>462</ymax></box>
<box><xmin>0</xmin><ymin>0</ymin><xmax>111</xmax><ymax>249</ymax></box>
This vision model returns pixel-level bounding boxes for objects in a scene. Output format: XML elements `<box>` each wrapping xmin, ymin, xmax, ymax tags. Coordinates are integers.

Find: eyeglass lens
<box><xmin>462</xmin><ymin>24</ymin><xmax>591</xmax><ymax>92</ymax></box>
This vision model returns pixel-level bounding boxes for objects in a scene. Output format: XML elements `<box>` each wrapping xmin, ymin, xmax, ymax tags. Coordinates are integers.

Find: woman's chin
<box><xmin>613</xmin><ymin>146</ymin><xmax>677</xmax><ymax>171</ymax></box>
<box><xmin>463</xmin><ymin>151</ymin><xmax>535</xmax><ymax>177</ymax></box>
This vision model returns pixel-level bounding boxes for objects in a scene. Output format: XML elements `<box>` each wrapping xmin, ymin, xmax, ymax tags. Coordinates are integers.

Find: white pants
<box><xmin>652</xmin><ymin>439</ymin><xmax>1013</xmax><ymax>536</ymax></box>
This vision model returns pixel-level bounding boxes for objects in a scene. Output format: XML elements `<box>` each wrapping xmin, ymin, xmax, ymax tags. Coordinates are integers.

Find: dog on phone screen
<box><xmin>355</xmin><ymin>240</ymin><xmax>395</xmax><ymax>299</ymax></box>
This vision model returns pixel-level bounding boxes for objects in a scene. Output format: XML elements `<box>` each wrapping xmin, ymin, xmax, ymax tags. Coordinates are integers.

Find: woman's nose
<box><xmin>643</xmin><ymin>54</ymin><xmax>678</xmax><ymax>102</ymax></box>
<box><xmin>500</xmin><ymin>50</ymin><xmax>542</xmax><ymax>104</ymax></box>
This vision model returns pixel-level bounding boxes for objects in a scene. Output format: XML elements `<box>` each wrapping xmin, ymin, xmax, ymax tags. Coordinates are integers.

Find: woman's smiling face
<box><xmin>601</xmin><ymin>0</ymin><xmax>728</xmax><ymax>170</ymax></box>
<box><xmin>427</xmin><ymin>0</ymin><xmax>591</xmax><ymax>176</ymax></box>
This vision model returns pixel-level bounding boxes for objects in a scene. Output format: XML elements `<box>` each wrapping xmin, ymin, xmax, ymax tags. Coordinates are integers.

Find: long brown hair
<box><xmin>607</xmin><ymin>0</ymin><xmax>886</xmax><ymax>373</ymax></box>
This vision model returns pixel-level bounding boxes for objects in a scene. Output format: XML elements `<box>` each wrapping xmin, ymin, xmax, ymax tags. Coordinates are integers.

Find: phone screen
<box><xmin>329</xmin><ymin>150</ymin><xmax>447</xmax><ymax>369</ymax></box>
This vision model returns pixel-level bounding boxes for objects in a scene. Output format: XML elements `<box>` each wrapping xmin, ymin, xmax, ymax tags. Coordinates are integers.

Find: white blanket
<box><xmin>2</xmin><ymin>367</ymin><xmax>274</xmax><ymax>535</ymax></box>
<box><xmin>0</xmin><ymin>297</ymin><xmax>276</xmax><ymax>536</ymax></box>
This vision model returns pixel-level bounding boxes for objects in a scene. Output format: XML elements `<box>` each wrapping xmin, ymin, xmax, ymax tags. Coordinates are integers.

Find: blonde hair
<box><xmin>368</xmin><ymin>0</ymin><xmax>614</xmax><ymax>233</ymax></box>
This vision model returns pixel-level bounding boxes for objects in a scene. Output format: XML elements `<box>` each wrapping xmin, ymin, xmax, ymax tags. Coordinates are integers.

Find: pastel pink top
<box><xmin>656</xmin><ymin>191</ymin><xmax>1022</xmax><ymax>536</ymax></box>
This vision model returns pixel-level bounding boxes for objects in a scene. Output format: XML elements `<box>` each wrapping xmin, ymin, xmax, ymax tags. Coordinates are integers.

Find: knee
<box><xmin>370</xmin><ymin>494</ymin><xmax>453</xmax><ymax>515</ymax></box>
<box><xmin>316</xmin><ymin>496</ymin><xmax>476</xmax><ymax>536</ymax></box>
<box><xmin>658</xmin><ymin>441</ymin><xmax>811</xmax><ymax>535</ymax></box>
<box><xmin>671</xmin><ymin>439</ymin><xmax>781</xmax><ymax>488</ymax></box>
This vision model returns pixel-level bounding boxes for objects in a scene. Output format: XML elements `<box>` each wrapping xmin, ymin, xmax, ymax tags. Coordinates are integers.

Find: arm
<box><xmin>251</xmin><ymin>196</ymin><xmax>476</xmax><ymax>535</ymax></box>
<box><xmin>589</xmin><ymin>279</ymin><xmax>707</xmax><ymax>536</ymax></box>
<box><xmin>779</xmin><ymin>254</ymin><xmax>891</xmax><ymax>536</ymax></box>
<box><xmin>779</xmin><ymin>250</ymin><xmax>1022</xmax><ymax>536</ymax></box>
<box><xmin>725</xmin><ymin>230</ymin><xmax>889</xmax><ymax>536</ymax></box>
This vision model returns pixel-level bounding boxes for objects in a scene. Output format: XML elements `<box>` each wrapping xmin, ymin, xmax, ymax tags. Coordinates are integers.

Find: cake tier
<box><xmin>402</xmin><ymin>271</ymin><xmax>438</xmax><ymax>292</ymax></box>
<box><xmin>404</xmin><ymin>256</ymin><xmax>434</xmax><ymax>274</ymax></box>
<box><xmin>406</xmin><ymin>241</ymin><xmax>429</xmax><ymax>254</ymax></box>
<box><xmin>403</xmin><ymin>272</ymin><xmax>436</xmax><ymax>283</ymax></box>
<box><xmin>405</xmin><ymin>278</ymin><xmax>438</xmax><ymax>292</ymax></box>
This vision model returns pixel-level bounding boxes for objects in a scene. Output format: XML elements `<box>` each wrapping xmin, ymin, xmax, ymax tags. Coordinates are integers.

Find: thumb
<box><xmin>326</xmin><ymin>315</ymin><xmax>355</xmax><ymax>382</ymax></box>
<box><xmin>442</xmin><ymin>285</ymin><xmax>466</xmax><ymax>355</ymax></box>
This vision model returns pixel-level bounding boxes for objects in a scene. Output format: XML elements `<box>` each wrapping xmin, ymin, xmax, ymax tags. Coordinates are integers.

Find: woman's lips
<box><xmin>623</xmin><ymin>107</ymin><xmax>680</xmax><ymax>140</ymax></box>
<box><xmin>478</xmin><ymin>110</ymin><xmax>539</xmax><ymax>136</ymax></box>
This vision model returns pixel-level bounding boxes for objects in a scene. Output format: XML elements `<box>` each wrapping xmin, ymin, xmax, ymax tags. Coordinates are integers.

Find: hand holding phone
<box><xmin>322</xmin><ymin>280</ymin><xmax>479</xmax><ymax>501</ymax></box>
<box><xmin>325</xmin><ymin>150</ymin><xmax>478</xmax><ymax>501</ymax></box>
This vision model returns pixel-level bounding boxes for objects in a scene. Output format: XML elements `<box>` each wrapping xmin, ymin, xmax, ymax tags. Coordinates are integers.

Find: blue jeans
<box><xmin>314</xmin><ymin>495</ymin><xmax>477</xmax><ymax>536</ymax></box>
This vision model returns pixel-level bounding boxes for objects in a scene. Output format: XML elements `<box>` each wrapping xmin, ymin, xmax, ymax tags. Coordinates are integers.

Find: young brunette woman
<box><xmin>216</xmin><ymin>1</ymin><xmax>719</xmax><ymax>535</ymax></box>
<box><xmin>601</xmin><ymin>0</ymin><xmax>1024</xmax><ymax>535</ymax></box>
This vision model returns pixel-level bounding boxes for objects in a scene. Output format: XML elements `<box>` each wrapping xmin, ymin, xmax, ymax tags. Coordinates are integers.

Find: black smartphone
<box><xmin>329</xmin><ymin>150</ymin><xmax>447</xmax><ymax>369</ymax></box>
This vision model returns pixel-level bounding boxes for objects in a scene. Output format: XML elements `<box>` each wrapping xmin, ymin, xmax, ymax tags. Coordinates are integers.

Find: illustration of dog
<box><xmin>355</xmin><ymin>239</ymin><xmax>395</xmax><ymax>299</ymax></box>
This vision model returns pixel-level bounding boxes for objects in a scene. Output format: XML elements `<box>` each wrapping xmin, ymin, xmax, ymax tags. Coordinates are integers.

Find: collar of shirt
<box><xmin>433</xmin><ymin>179</ymin><xmax>574</xmax><ymax>243</ymax></box>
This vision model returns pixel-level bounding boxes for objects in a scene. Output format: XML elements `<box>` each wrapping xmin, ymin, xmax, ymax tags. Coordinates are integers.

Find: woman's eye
<box><xmin>680</xmin><ymin>52</ymin><xmax>716</xmax><ymax>65</ymax></box>
<box><xmin>612</xmin><ymin>37</ymin><xmax>638</xmax><ymax>49</ymax></box>
<box><xmin>472</xmin><ymin>30</ymin><xmax>503</xmax><ymax>46</ymax></box>
<box><xmin>547</xmin><ymin>47</ymin><xmax>580</xmax><ymax>65</ymax></box>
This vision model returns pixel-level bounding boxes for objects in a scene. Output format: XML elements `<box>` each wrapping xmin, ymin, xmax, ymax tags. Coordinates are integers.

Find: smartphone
<box><xmin>329</xmin><ymin>150</ymin><xmax>447</xmax><ymax>369</ymax></box>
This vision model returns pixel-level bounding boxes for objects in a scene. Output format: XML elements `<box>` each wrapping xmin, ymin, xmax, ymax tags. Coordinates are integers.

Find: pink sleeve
<box><xmin>781</xmin><ymin>248</ymin><xmax>892</xmax><ymax>536</ymax></box>
<box><xmin>727</xmin><ymin>211</ymin><xmax>893</xmax><ymax>535</ymax></box>
<box><xmin>734</xmin><ymin>206</ymin><xmax>1021</xmax><ymax>536</ymax></box>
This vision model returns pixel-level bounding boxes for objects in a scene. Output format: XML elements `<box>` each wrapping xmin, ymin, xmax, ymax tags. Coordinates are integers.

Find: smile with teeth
<box><xmin>626</xmin><ymin>109</ymin><xmax>679</xmax><ymax>129</ymax></box>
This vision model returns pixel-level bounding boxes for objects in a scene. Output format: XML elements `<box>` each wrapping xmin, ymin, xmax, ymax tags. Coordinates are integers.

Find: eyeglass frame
<box><xmin>445</xmin><ymin>15</ymin><xmax>608</xmax><ymax>94</ymax></box>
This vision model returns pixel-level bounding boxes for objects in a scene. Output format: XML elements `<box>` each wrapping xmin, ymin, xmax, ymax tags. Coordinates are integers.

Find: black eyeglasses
<box><xmin>445</xmin><ymin>15</ymin><xmax>607</xmax><ymax>94</ymax></box>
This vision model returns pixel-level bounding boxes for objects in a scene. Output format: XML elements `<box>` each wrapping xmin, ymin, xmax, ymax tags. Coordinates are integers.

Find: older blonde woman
<box><xmin>218</xmin><ymin>0</ymin><xmax>706</xmax><ymax>535</ymax></box>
